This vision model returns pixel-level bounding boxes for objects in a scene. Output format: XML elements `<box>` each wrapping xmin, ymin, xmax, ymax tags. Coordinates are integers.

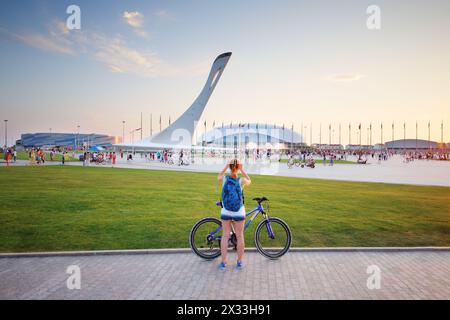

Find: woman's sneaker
<box><xmin>236</xmin><ymin>261</ymin><xmax>244</xmax><ymax>269</ymax></box>
<box><xmin>218</xmin><ymin>262</ymin><xmax>227</xmax><ymax>270</ymax></box>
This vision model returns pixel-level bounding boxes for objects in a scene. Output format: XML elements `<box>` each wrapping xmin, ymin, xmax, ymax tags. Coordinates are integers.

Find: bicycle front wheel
<box><xmin>255</xmin><ymin>217</ymin><xmax>292</xmax><ymax>259</ymax></box>
<box><xmin>189</xmin><ymin>217</ymin><xmax>222</xmax><ymax>260</ymax></box>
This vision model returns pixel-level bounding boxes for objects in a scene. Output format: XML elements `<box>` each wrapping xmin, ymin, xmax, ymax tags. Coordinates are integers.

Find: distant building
<box><xmin>18</xmin><ymin>133</ymin><xmax>120</xmax><ymax>148</ymax></box>
<box><xmin>345</xmin><ymin>144</ymin><xmax>374</xmax><ymax>151</ymax></box>
<box><xmin>373</xmin><ymin>143</ymin><xmax>385</xmax><ymax>151</ymax></box>
<box><xmin>313</xmin><ymin>144</ymin><xmax>344</xmax><ymax>151</ymax></box>
<box><xmin>199</xmin><ymin>123</ymin><xmax>303</xmax><ymax>149</ymax></box>
<box><xmin>384</xmin><ymin>139</ymin><xmax>439</xmax><ymax>150</ymax></box>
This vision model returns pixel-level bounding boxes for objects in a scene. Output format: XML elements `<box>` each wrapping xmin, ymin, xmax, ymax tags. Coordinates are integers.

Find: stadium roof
<box><xmin>384</xmin><ymin>139</ymin><xmax>439</xmax><ymax>149</ymax></box>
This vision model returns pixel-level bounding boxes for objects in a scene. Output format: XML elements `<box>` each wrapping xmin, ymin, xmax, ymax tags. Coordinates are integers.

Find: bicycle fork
<box><xmin>266</xmin><ymin>220</ymin><xmax>275</xmax><ymax>239</ymax></box>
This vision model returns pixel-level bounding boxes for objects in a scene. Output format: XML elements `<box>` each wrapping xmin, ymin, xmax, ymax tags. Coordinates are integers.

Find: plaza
<box><xmin>1</xmin><ymin>249</ymin><xmax>449</xmax><ymax>300</ymax></box>
<box><xmin>15</xmin><ymin>153</ymin><xmax>446</xmax><ymax>187</ymax></box>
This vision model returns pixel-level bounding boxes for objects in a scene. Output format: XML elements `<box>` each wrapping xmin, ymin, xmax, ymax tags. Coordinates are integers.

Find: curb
<box><xmin>1</xmin><ymin>247</ymin><xmax>449</xmax><ymax>258</ymax></box>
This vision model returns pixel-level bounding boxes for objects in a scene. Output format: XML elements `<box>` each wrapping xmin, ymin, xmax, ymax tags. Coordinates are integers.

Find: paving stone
<box><xmin>0</xmin><ymin>251</ymin><xmax>448</xmax><ymax>299</ymax></box>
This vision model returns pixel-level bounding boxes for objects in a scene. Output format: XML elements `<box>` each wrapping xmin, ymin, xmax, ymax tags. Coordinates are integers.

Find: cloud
<box><xmin>327</xmin><ymin>74</ymin><xmax>365</xmax><ymax>82</ymax></box>
<box><xmin>154</xmin><ymin>10</ymin><xmax>176</xmax><ymax>21</ymax></box>
<box><xmin>122</xmin><ymin>11</ymin><xmax>150</xmax><ymax>38</ymax></box>
<box><xmin>133</xmin><ymin>29</ymin><xmax>150</xmax><ymax>39</ymax></box>
<box><xmin>123</xmin><ymin>11</ymin><xmax>144</xmax><ymax>28</ymax></box>
<box><xmin>0</xmin><ymin>26</ymin><xmax>74</xmax><ymax>55</ymax></box>
<box><xmin>0</xmin><ymin>20</ymin><xmax>206</xmax><ymax>78</ymax></box>
<box><xmin>93</xmin><ymin>36</ymin><xmax>161</xmax><ymax>75</ymax></box>
<box><xmin>50</xmin><ymin>20</ymin><xmax>70</xmax><ymax>36</ymax></box>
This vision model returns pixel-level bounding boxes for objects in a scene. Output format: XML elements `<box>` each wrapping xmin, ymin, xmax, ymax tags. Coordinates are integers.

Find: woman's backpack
<box><xmin>221</xmin><ymin>176</ymin><xmax>243</xmax><ymax>212</ymax></box>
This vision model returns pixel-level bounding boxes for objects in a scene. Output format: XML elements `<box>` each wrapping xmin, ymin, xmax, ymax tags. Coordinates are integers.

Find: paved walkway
<box><xmin>3</xmin><ymin>155</ymin><xmax>450</xmax><ymax>186</ymax></box>
<box><xmin>1</xmin><ymin>250</ymin><xmax>449</xmax><ymax>299</ymax></box>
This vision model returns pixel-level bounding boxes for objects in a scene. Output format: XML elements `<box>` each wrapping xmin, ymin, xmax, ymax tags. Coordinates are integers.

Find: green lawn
<box><xmin>279</xmin><ymin>158</ymin><xmax>355</xmax><ymax>164</ymax></box>
<box><xmin>1</xmin><ymin>151</ymin><xmax>79</xmax><ymax>162</ymax></box>
<box><xmin>0</xmin><ymin>166</ymin><xmax>448</xmax><ymax>252</ymax></box>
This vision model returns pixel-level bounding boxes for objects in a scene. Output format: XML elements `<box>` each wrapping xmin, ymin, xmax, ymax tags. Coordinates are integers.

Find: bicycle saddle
<box><xmin>253</xmin><ymin>197</ymin><xmax>268</xmax><ymax>203</ymax></box>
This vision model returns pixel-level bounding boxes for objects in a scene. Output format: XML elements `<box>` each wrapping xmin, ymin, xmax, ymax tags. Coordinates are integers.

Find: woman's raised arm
<box><xmin>240</xmin><ymin>165</ymin><xmax>251</xmax><ymax>187</ymax></box>
<box><xmin>218</xmin><ymin>161</ymin><xmax>229</xmax><ymax>181</ymax></box>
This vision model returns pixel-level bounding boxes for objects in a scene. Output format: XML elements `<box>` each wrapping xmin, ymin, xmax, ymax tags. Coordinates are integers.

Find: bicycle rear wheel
<box><xmin>255</xmin><ymin>217</ymin><xmax>292</xmax><ymax>259</ymax></box>
<box><xmin>189</xmin><ymin>217</ymin><xmax>222</xmax><ymax>259</ymax></box>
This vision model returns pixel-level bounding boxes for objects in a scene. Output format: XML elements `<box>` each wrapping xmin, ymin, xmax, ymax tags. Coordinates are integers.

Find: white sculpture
<box><xmin>149</xmin><ymin>52</ymin><xmax>232</xmax><ymax>146</ymax></box>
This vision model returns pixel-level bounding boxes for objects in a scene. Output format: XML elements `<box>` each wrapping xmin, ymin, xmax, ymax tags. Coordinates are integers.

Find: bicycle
<box><xmin>287</xmin><ymin>156</ymin><xmax>301</xmax><ymax>168</ymax></box>
<box><xmin>189</xmin><ymin>197</ymin><xmax>292</xmax><ymax>260</ymax></box>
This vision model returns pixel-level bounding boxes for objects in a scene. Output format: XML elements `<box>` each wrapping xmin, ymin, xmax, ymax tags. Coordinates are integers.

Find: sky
<box><xmin>0</xmin><ymin>0</ymin><xmax>449</xmax><ymax>145</ymax></box>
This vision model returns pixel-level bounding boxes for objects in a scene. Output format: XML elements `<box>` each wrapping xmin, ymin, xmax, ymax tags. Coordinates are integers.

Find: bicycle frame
<box><xmin>208</xmin><ymin>202</ymin><xmax>275</xmax><ymax>241</ymax></box>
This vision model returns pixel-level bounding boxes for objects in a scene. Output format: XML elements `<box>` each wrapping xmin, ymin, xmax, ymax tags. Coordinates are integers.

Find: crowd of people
<box><xmin>81</xmin><ymin>151</ymin><xmax>117</xmax><ymax>166</ymax></box>
<box><xmin>3</xmin><ymin>145</ymin><xmax>448</xmax><ymax>168</ymax></box>
<box><xmin>119</xmin><ymin>149</ymin><xmax>191</xmax><ymax>166</ymax></box>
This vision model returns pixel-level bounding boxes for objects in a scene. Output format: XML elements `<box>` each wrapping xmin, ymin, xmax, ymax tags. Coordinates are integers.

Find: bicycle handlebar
<box><xmin>215</xmin><ymin>197</ymin><xmax>268</xmax><ymax>207</ymax></box>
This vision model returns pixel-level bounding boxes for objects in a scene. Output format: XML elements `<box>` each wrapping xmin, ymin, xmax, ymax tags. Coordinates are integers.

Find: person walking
<box><xmin>30</xmin><ymin>149</ymin><xmax>36</xmax><ymax>165</ymax></box>
<box><xmin>61</xmin><ymin>151</ymin><xmax>65</xmax><ymax>165</ymax></box>
<box><xmin>83</xmin><ymin>151</ymin><xmax>87</xmax><ymax>167</ymax></box>
<box><xmin>40</xmin><ymin>149</ymin><xmax>45</xmax><ymax>163</ymax></box>
<box><xmin>13</xmin><ymin>150</ymin><xmax>17</xmax><ymax>163</ymax></box>
<box><xmin>5</xmin><ymin>149</ymin><xmax>11</xmax><ymax>166</ymax></box>
<box><xmin>217</xmin><ymin>159</ymin><xmax>251</xmax><ymax>270</ymax></box>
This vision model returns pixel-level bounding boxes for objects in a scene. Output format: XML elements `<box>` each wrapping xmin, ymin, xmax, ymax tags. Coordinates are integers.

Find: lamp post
<box><xmin>403</xmin><ymin>121</ymin><xmax>406</xmax><ymax>154</ymax></box>
<box><xmin>301</xmin><ymin>122</ymin><xmax>303</xmax><ymax>145</ymax></box>
<box><xmin>204</xmin><ymin>120</ymin><xmax>207</xmax><ymax>147</ymax></box>
<box><xmin>291</xmin><ymin>123</ymin><xmax>294</xmax><ymax>151</ymax></box>
<box><xmin>4</xmin><ymin>120</ymin><xmax>8</xmax><ymax>149</ymax></box>
<box><xmin>328</xmin><ymin>124</ymin><xmax>331</xmax><ymax>145</ymax></box>
<box><xmin>415</xmin><ymin>121</ymin><xmax>418</xmax><ymax>153</ymax></box>
<box><xmin>380</xmin><ymin>122</ymin><xmax>383</xmax><ymax>145</ymax></box>
<box><xmin>319</xmin><ymin>123</ymin><xmax>322</xmax><ymax>145</ymax></box>
<box><xmin>349</xmin><ymin>123</ymin><xmax>351</xmax><ymax>146</ymax></box>
<box><xmin>122</xmin><ymin>121</ymin><xmax>125</xmax><ymax>144</ymax></box>
<box><xmin>392</xmin><ymin>122</ymin><xmax>394</xmax><ymax>143</ymax></box>
<box><xmin>304</xmin><ymin>125</ymin><xmax>307</xmax><ymax>148</ymax></box>
<box><xmin>339</xmin><ymin>123</ymin><xmax>341</xmax><ymax>146</ymax></box>
<box><xmin>359</xmin><ymin>124</ymin><xmax>362</xmax><ymax>150</ymax></box>
<box><xmin>140</xmin><ymin>112</ymin><xmax>143</xmax><ymax>140</ymax></box>
<box><xmin>76</xmin><ymin>125</ymin><xmax>80</xmax><ymax>153</ymax></box>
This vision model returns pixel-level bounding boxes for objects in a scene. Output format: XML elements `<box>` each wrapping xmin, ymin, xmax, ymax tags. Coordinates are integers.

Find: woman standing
<box><xmin>217</xmin><ymin>159</ymin><xmax>251</xmax><ymax>270</ymax></box>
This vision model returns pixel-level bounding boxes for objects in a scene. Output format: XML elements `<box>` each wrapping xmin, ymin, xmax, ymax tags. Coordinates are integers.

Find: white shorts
<box><xmin>221</xmin><ymin>206</ymin><xmax>246</xmax><ymax>221</ymax></box>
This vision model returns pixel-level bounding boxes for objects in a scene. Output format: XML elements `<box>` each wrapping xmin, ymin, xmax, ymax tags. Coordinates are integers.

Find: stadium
<box><xmin>383</xmin><ymin>139</ymin><xmax>441</xmax><ymax>150</ymax></box>
<box><xmin>17</xmin><ymin>133</ymin><xmax>120</xmax><ymax>149</ymax></box>
<box><xmin>198</xmin><ymin>123</ymin><xmax>304</xmax><ymax>149</ymax></box>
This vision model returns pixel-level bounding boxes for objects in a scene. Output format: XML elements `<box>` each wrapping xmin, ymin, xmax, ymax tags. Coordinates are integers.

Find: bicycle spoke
<box><xmin>190</xmin><ymin>218</ymin><xmax>222</xmax><ymax>259</ymax></box>
<box><xmin>256</xmin><ymin>218</ymin><xmax>291</xmax><ymax>258</ymax></box>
